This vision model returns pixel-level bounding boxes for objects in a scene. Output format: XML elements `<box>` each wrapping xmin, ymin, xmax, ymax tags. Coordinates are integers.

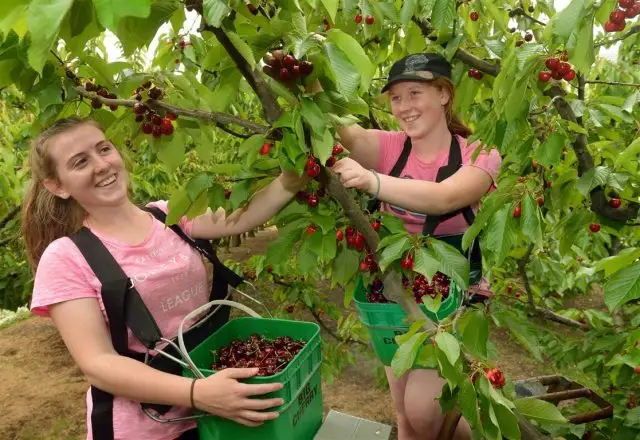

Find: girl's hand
<box><xmin>330</xmin><ymin>157</ymin><xmax>376</xmax><ymax>193</ymax></box>
<box><xmin>193</xmin><ymin>368</ymin><xmax>284</xmax><ymax>427</ymax></box>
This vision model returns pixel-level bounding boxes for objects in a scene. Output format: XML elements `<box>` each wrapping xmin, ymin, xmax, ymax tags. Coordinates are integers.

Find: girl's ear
<box><xmin>43</xmin><ymin>179</ymin><xmax>70</xmax><ymax>199</ymax></box>
<box><xmin>439</xmin><ymin>87</ymin><xmax>451</xmax><ymax>107</ymax></box>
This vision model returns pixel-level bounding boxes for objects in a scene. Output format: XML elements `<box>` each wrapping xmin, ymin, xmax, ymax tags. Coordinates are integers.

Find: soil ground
<box><xmin>0</xmin><ymin>228</ymin><xmax>555</xmax><ymax>440</ymax></box>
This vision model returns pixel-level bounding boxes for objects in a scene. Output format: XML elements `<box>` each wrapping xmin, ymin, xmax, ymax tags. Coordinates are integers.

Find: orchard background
<box><xmin>0</xmin><ymin>0</ymin><xmax>639</xmax><ymax>439</ymax></box>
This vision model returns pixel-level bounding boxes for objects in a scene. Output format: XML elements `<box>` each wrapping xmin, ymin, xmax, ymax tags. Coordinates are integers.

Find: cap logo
<box><xmin>404</xmin><ymin>54</ymin><xmax>429</xmax><ymax>73</ymax></box>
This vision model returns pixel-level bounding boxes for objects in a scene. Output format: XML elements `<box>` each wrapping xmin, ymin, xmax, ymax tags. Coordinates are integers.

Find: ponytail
<box><xmin>22</xmin><ymin>117</ymin><xmax>99</xmax><ymax>270</ymax></box>
<box><xmin>431</xmin><ymin>77</ymin><xmax>473</xmax><ymax>138</ymax></box>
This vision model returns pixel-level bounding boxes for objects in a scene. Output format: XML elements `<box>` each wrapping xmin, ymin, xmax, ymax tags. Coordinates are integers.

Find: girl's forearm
<box><xmin>84</xmin><ymin>353</ymin><xmax>192</xmax><ymax>407</ymax></box>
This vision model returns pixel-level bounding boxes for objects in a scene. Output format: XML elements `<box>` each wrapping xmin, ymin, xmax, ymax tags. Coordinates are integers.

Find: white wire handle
<box><xmin>177</xmin><ymin>299</ymin><xmax>262</xmax><ymax>379</ymax></box>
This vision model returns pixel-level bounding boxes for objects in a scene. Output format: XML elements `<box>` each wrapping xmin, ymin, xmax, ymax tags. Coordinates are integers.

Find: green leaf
<box><xmin>481</xmin><ymin>0</ymin><xmax>509</xmax><ymax>33</ymax></box>
<box><xmin>484</xmin><ymin>205</ymin><xmax>518</xmax><ymax>266</ymax></box>
<box><xmin>323</xmin><ymin>43</ymin><xmax>360</xmax><ymax>99</ymax></box>
<box><xmin>298</xmin><ymin>238</ymin><xmax>318</xmax><ymax>275</ymax></box>
<box><xmin>186</xmin><ymin>172</ymin><xmax>212</xmax><ymax>201</ymax></box>
<box><xmin>400</xmin><ymin>0</ymin><xmax>416</xmax><ymax>27</ymax></box>
<box><xmin>459</xmin><ymin>378</ymin><xmax>481</xmax><ymax>430</ymax></box>
<box><xmin>391</xmin><ymin>332</ymin><xmax>428</xmax><ymax>377</ymax></box>
<box><xmin>239</xmin><ymin>134</ymin><xmax>265</xmax><ymax>158</ymax></box>
<box><xmin>26</xmin><ymin>0</ymin><xmax>75</xmax><ymax>72</ymax></box>
<box><xmin>157</xmin><ymin>132</ymin><xmax>185</xmax><ymax>172</ymax></box>
<box><xmin>300</xmin><ymin>98</ymin><xmax>327</xmax><ymax>135</ymax></box>
<box><xmin>414</xmin><ymin>247</ymin><xmax>440</xmax><ymax>281</ymax></box>
<box><xmin>431</xmin><ymin>0</ymin><xmax>455</xmax><ymax>31</ymax></box>
<box><xmin>227</xmin><ymin>31</ymin><xmax>256</xmax><ymax>68</ymax></box>
<box><xmin>536</xmin><ymin>132</ymin><xmax>565</xmax><ymax>167</ymax></box>
<box><xmin>415</xmin><ymin>343</ymin><xmax>438</xmax><ymax>368</ymax></box>
<box><xmin>92</xmin><ymin>0</ymin><xmax>150</xmax><ymax>30</ymax></box>
<box><xmin>495</xmin><ymin>310</ymin><xmax>543</xmax><ymax>361</ymax></box>
<box><xmin>566</xmin><ymin>120</ymin><xmax>588</xmax><ymax>135</ymax></box>
<box><xmin>576</xmin><ymin>166</ymin><xmax>611</xmax><ymax>196</ymax></box>
<box><xmin>319</xmin><ymin>0</ymin><xmax>338</xmax><ymax>23</ymax></box>
<box><xmin>514</xmin><ymin>398</ymin><xmax>568</xmax><ymax>424</ymax></box>
<box><xmin>430</xmin><ymin>239</ymin><xmax>469</xmax><ymax>290</ymax></box>
<box><xmin>202</xmin><ymin>0</ymin><xmax>230</xmax><ymax>27</ymax></box>
<box><xmin>167</xmin><ymin>188</ymin><xmax>190</xmax><ymax>225</ymax></box>
<box><xmin>615</xmin><ymin>137</ymin><xmax>640</xmax><ymax>173</ymax></box>
<box><xmin>567</xmin><ymin>13</ymin><xmax>594</xmax><ymax>74</ymax></box>
<box><xmin>266</xmin><ymin>218</ymin><xmax>307</xmax><ymax>265</ymax></box>
<box><xmin>436</xmin><ymin>343</ymin><xmax>462</xmax><ymax>390</ymax></box>
<box><xmin>379</xmin><ymin>237</ymin><xmax>410</xmax><ymax>271</ymax></box>
<box><xmin>458</xmin><ymin>309</ymin><xmax>489</xmax><ymax>359</ymax></box>
<box><xmin>321</xmin><ymin>233</ymin><xmax>338</xmax><ymax>262</ymax></box>
<box><xmin>435</xmin><ymin>332</ymin><xmax>460</xmax><ymax>366</ymax></box>
<box><xmin>207</xmin><ymin>184</ymin><xmax>226</xmax><ymax>212</ymax></box>
<box><xmin>521</xmin><ymin>194</ymin><xmax>542</xmax><ymax>246</ymax></box>
<box><xmin>229</xmin><ymin>179</ymin><xmax>252</xmax><ymax>211</ymax></box>
<box><xmin>311</xmin><ymin>128</ymin><xmax>334</xmax><ymax>167</ymax></box>
<box><xmin>493</xmin><ymin>404</ymin><xmax>520</xmax><ymax>440</ymax></box>
<box><xmin>604</xmin><ymin>261</ymin><xmax>640</xmax><ymax>310</ymax></box>
<box><xmin>326</xmin><ymin>29</ymin><xmax>374</xmax><ymax>92</ymax></box>
<box><xmin>333</xmin><ymin>248</ymin><xmax>359</xmax><ymax>286</ymax></box>
<box><xmin>548</xmin><ymin>0</ymin><xmax>586</xmax><ymax>41</ymax></box>
<box><xmin>115</xmin><ymin>0</ymin><xmax>179</xmax><ymax>56</ymax></box>
<box><xmin>422</xmin><ymin>293</ymin><xmax>442</xmax><ymax>314</ymax></box>
<box><xmin>596</xmin><ymin>248</ymin><xmax>640</xmax><ymax>277</ymax></box>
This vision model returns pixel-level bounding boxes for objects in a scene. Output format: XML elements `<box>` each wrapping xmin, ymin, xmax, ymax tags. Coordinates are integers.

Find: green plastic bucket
<box><xmin>183</xmin><ymin>317</ymin><xmax>323</xmax><ymax>440</ymax></box>
<box><xmin>353</xmin><ymin>275</ymin><xmax>463</xmax><ymax>365</ymax></box>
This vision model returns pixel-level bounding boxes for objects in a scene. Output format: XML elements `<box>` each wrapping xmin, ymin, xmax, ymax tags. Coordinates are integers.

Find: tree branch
<box><xmin>455</xmin><ymin>48</ymin><xmax>501</xmax><ymax>77</ymax></box>
<box><xmin>203</xmin><ymin>24</ymin><xmax>282</xmax><ymax>124</ymax></box>
<box><xmin>585</xmin><ymin>80</ymin><xmax>640</xmax><ymax>87</ymax></box>
<box><xmin>0</xmin><ymin>205</ymin><xmax>20</xmax><ymax>230</ymax></box>
<box><xmin>509</xmin><ymin>7</ymin><xmax>548</xmax><ymax>26</ymax></box>
<box><xmin>74</xmin><ymin>86</ymin><xmax>269</xmax><ymax>135</ymax></box>
<box><xmin>595</xmin><ymin>24</ymin><xmax>640</xmax><ymax>47</ymax></box>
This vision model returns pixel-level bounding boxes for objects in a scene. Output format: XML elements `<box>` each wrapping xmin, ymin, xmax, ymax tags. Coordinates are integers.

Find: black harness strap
<box><xmin>69</xmin><ymin>206</ymin><xmax>244</xmax><ymax>440</ymax></box>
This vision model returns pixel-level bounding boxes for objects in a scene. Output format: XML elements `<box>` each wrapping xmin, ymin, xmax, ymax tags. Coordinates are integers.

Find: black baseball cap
<box><xmin>381</xmin><ymin>53</ymin><xmax>452</xmax><ymax>93</ymax></box>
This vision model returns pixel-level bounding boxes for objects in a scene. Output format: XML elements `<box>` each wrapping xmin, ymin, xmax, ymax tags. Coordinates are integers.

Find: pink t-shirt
<box><xmin>30</xmin><ymin>201</ymin><xmax>208</xmax><ymax>440</ymax></box>
<box><xmin>375</xmin><ymin>131</ymin><xmax>502</xmax><ymax>236</ymax></box>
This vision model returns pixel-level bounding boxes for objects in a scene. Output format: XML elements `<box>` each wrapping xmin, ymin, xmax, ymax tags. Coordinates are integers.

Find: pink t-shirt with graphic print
<box><xmin>30</xmin><ymin>201</ymin><xmax>208</xmax><ymax>440</ymax></box>
<box><xmin>374</xmin><ymin>131</ymin><xmax>502</xmax><ymax>236</ymax></box>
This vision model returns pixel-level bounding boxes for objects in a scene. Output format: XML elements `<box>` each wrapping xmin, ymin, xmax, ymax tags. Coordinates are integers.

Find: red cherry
<box><xmin>345</xmin><ymin>226</ymin><xmax>355</xmax><ymax>237</ymax></box>
<box><xmin>551</xmin><ymin>70</ymin><xmax>564</xmax><ymax>80</ymax></box>
<box><xmin>152</xmin><ymin>125</ymin><xmax>163</xmax><ymax>137</ymax></box>
<box><xmin>299</xmin><ymin>61</ymin><xmax>314</xmax><ymax>76</ymax></box>
<box><xmin>625</xmin><ymin>4</ymin><xmax>640</xmax><ymax>18</ymax></box>
<box><xmin>589</xmin><ymin>223</ymin><xmax>601</xmax><ymax>233</ymax></box>
<box><xmin>634</xmin><ymin>366</ymin><xmax>640</xmax><ymax>374</ymax></box>
<box><xmin>485</xmin><ymin>368</ymin><xmax>506</xmax><ymax>389</ymax></box>
<box><xmin>307</xmin><ymin>194</ymin><xmax>318</xmax><ymax>207</ymax></box>
<box><xmin>152</xmin><ymin>114</ymin><xmax>163</xmax><ymax>125</ymax></box>
<box><xmin>359</xmin><ymin>261</ymin><xmax>370</xmax><ymax>272</ymax></box>
<box><xmin>305</xmin><ymin>156</ymin><xmax>316</xmax><ymax>170</ymax></box>
<box><xmin>614</xmin><ymin>20</ymin><xmax>626</xmax><ymax>31</ymax></box>
<box><xmin>400</xmin><ymin>254</ymin><xmax>414</xmax><ymax>270</ymax></box>
<box><xmin>259</xmin><ymin>143</ymin><xmax>271</xmax><ymax>155</ymax></box>
<box><xmin>283</xmin><ymin>55</ymin><xmax>296</xmax><ymax>69</ymax></box>
<box><xmin>538</xmin><ymin>71</ymin><xmax>552</xmax><ymax>82</ymax></box>
<box><xmin>513</xmin><ymin>203</ymin><xmax>522</xmax><ymax>218</ymax></box>
<box><xmin>470</xmin><ymin>11</ymin><xmax>479</xmax><ymax>21</ymax></box>
<box><xmin>224</xmin><ymin>189</ymin><xmax>231</xmax><ymax>199</ymax></box>
<box><xmin>306</xmin><ymin>225</ymin><xmax>317</xmax><ymax>236</ymax></box>
<box><xmin>336</xmin><ymin>229</ymin><xmax>344</xmax><ymax>241</ymax></box>
<box><xmin>609</xmin><ymin>198</ymin><xmax>621</xmax><ymax>208</ymax></box>
<box><xmin>142</xmin><ymin>123</ymin><xmax>153</xmax><ymax>134</ymax></box>
<box><xmin>279</xmin><ymin>67</ymin><xmax>290</xmax><ymax>81</ymax></box>
<box><xmin>365</xmin><ymin>15</ymin><xmax>374</xmax><ymax>25</ymax></box>
<box><xmin>133</xmin><ymin>102</ymin><xmax>147</xmax><ymax>115</ymax></box>
<box><xmin>166</xmin><ymin>112</ymin><xmax>177</xmax><ymax>120</ymax></box>
<box><xmin>536</xmin><ymin>197</ymin><xmax>544</xmax><ymax>206</ymax></box>
<box><xmin>619</xmin><ymin>0</ymin><xmax>633</xmax><ymax>7</ymax></box>
<box><xmin>354</xmin><ymin>233</ymin><xmax>365</xmax><ymax>252</ymax></box>
<box><xmin>557</xmin><ymin>62</ymin><xmax>571</xmax><ymax>76</ymax></box>
<box><xmin>246</xmin><ymin>3</ymin><xmax>258</xmax><ymax>15</ymax></box>
<box><xmin>604</xmin><ymin>20</ymin><xmax>618</xmax><ymax>32</ymax></box>
<box><xmin>306</xmin><ymin>163</ymin><xmax>321</xmax><ymax>178</ymax></box>
<box><xmin>325</xmin><ymin>156</ymin><xmax>336</xmax><ymax>167</ymax></box>
<box><xmin>355</xmin><ymin>14</ymin><xmax>363</xmax><ymax>24</ymax></box>
<box><xmin>291</xmin><ymin>65</ymin><xmax>301</xmax><ymax>78</ymax></box>
<box><xmin>610</xmin><ymin>9</ymin><xmax>626</xmax><ymax>24</ymax></box>
<box><xmin>524</xmin><ymin>32</ymin><xmax>533</xmax><ymax>42</ymax></box>
<box><xmin>545</xmin><ymin>57</ymin><xmax>560</xmax><ymax>70</ymax></box>
<box><xmin>332</xmin><ymin>144</ymin><xmax>344</xmax><ymax>155</ymax></box>
<box><xmin>563</xmin><ymin>69</ymin><xmax>576</xmax><ymax>81</ymax></box>
<box><xmin>161</xmin><ymin>119</ymin><xmax>174</xmax><ymax>135</ymax></box>
<box><xmin>371</xmin><ymin>221</ymin><xmax>381</xmax><ymax>231</ymax></box>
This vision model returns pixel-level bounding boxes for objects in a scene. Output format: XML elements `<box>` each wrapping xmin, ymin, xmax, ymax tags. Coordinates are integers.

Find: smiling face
<box><xmin>388</xmin><ymin>81</ymin><xmax>450</xmax><ymax>140</ymax></box>
<box><xmin>43</xmin><ymin>123</ymin><xmax>129</xmax><ymax>211</ymax></box>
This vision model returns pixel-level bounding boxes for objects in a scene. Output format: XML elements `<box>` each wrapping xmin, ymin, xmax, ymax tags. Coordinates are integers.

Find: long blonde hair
<box><xmin>22</xmin><ymin>117</ymin><xmax>101</xmax><ymax>269</ymax></box>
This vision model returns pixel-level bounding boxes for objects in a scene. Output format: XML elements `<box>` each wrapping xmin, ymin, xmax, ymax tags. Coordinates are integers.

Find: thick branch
<box><xmin>74</xmin><ymin>87</ymin><xmax>268</xmax><ymax>135</ymax></box>
<box><xmin>308</xmin><ymin>306</ymin><xmax>368</xmax><ymax>347</ymax></box>
<box><xmin>585</xmin><ymin>80</ymin><xmax>640</xmax><ymax>87</ymax></box>
<box><xmin>203</xmin><ymin>24</ymin><xmax>282</xmax><ymax>124</ymax></box>
<box><xmin>595</xmin><ymin>24</ymin><xmax>640</xmax><ymax>47</ymax></box>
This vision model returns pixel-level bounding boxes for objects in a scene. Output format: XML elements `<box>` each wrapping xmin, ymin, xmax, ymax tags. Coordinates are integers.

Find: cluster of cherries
<box><xmin>168</xmin><ymin>38</ymin><xmax>192</xmax><ymax>64</ymax></box>
<box><xmin>262</xmin><ymin>50</ymin><xmax>314</xmax><ymax>83</ymax></box>
<box><xmin>343</xmin><ymin>226</ymin><xmax>366</xmax><ymax>252</ymax></box>
<box><xmin>359</xmin><ymin>251</ymin><xmax>379</xmax><ymax>274</ymax></box>
<box><xmin>467</xmin><ymin>69</ymin><xmax>484</xmax><ymax>80</ymax></box>
<box><xmin>211</xmin><ymin>334</ymin><xmax>306</xmax><ymax>377</ymax></box>
<box><xmin>297</xmin><ymin>188</ymin><xmax>322</xmax><ymax>208</ymax></box>
<box><xmin>131</xmin><ymin>82</ymin><xmax>176</xmax><ymax>137</ymax></box>
<box><xmin>354</xmin><ymin>12</ymin><xmax>375</xmax><ymax>25</ymax></box>
<box><xmin>325</xmin><ymin>144</ymin><xmax>345</xmax><ymax>167</ymax></box>
<box><xmin>538</xmin><ymin>55</ymin><xmax>576</xmax><ymax>82</ymax></box>
<box><xmin>604</xmin><ymin>0</ymin><xmax>639</xmax><ymax>32</ymax></box>
<box><xmin>366</xmin><ymin>271</ymin><xmax>451</xmax><ymax>304</ymax></box>
<box><xmin>84</xmin><ymin>82</ymin><xmax>119</xmax><ymax>111</ymax></box>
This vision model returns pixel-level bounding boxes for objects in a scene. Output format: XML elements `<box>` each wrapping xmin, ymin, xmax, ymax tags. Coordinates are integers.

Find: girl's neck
<box><xmin>410</xmin><ymin>121</ymin><xmax>453</xmax><ymax>162</ymax></box>
<box><xmin>84</xmin><ymin>201</ymin><xmax>145</xmax><ymax>236</ymax></box>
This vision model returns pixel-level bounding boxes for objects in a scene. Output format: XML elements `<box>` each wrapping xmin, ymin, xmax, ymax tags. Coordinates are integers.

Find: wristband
<box><xmin>190</xmin><ymin>378</ymin><xmax>198</xmax><ymax>409</ymax></box>
<box><xmin>370</xmin><ymin>169</ymin><xmax>381</xmax><ymax>199</ymax></box>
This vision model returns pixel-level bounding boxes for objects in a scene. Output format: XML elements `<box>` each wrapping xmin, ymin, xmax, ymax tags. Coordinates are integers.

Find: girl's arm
<box><xmin>331</xmin><ymin>157</ymin><xmax>494</xmax><ymax>215</ymax></box>
<box><xmin>190</xmin><ymin>170</ymin><xmax>308</xmax><ymax>240</ymax></box>
<box><xmin>50</xmin><ymin>298</ymin><xmax>284</xmax><ymax>426</ymax></box>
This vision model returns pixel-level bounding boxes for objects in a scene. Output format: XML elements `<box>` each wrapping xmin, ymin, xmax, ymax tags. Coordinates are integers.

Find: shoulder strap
<box><xmin>69</xmin><ymin>228</ymin><xmax>162</xmax><ymax>350</ymax></box>
<box><xmin>143</xmin><ymin>206</ymin><xmax>244</xmax><ymax>289</ymax></box>
<box><xmin>422</xmin><ymin>136</ymin><xmax>476</xmax><ymax>236</ymax></box>
<box><xmin>367</xmin><ymin>135</ymin><xmax>412</xmax><ymax>213</ymax></box>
